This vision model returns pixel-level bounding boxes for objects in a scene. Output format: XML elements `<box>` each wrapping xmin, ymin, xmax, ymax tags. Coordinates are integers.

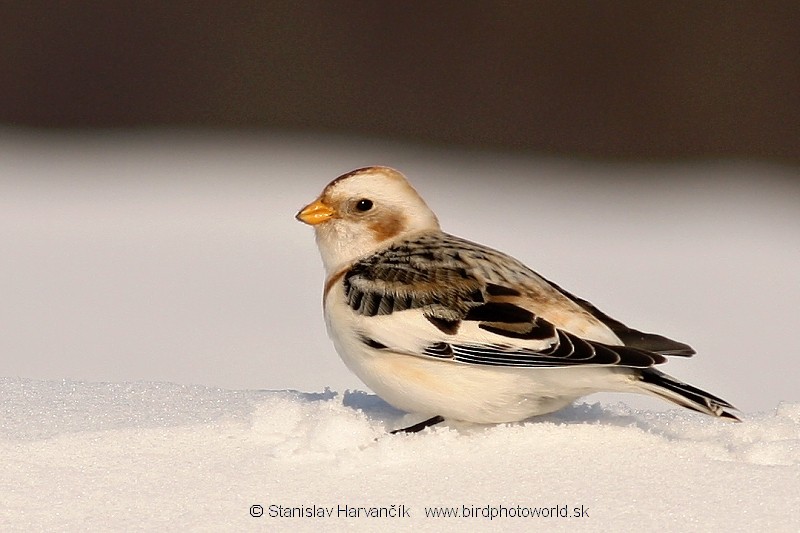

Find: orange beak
<box><xmin>296</xmin><ymin>199</ymin><xmax>335</xmax><ymax>226</ymax></box>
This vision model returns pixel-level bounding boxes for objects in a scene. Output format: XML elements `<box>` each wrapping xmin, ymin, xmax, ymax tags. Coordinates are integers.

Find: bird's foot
<box><xmin>390</xmin><ymin>415</ymin><xmax>445</xmax><ymax>434</ymax></box>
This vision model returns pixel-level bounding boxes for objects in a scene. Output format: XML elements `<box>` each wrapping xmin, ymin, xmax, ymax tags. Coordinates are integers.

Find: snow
<box><xmin>1</xmin><ymin>130</ymin><xmax>799</xmax><ymax>530</ymax></box>
<box><xmin>2</xmin><ymin>378</ymin><xmax>799</xmax><ymax>531</ymax></box>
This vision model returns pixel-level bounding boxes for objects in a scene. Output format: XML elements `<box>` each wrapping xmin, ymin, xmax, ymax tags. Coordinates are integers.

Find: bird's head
<box><xmin>296</xmin><ymin>166</ymin><xmax>440</xmax><ymax>273</ymax></box>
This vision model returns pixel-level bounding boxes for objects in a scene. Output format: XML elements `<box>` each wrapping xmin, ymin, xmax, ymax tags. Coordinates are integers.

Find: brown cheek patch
<box><xmin>368</xmin><ymin>212</ymin><xmax>407</xmax><ymax>242</ymax></box>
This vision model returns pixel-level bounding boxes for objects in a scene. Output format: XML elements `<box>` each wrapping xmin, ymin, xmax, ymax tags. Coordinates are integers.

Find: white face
<box><xmin>296</xmin><ymin>167</ymin><xmax>440</xmax><ymax>273</ymax></box>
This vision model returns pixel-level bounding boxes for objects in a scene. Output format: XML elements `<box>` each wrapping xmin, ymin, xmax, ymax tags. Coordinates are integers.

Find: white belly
<box><xmin>323</xmin><ymin>290</ymin><xmax>633</xmax><ymax>423</ymax></box>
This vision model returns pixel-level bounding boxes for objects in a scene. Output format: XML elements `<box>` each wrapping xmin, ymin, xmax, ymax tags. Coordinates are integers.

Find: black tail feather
<box><xmin>639</xmin><ymin>369</ymin><xmax>740</xmax><ymax>421</ymax></box>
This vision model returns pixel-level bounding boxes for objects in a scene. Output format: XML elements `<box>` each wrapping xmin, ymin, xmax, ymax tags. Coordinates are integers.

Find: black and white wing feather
<box><xmin>342</xmin><ymin>233</ymin><xmax>680</xmax><ymax>369</ymax></box>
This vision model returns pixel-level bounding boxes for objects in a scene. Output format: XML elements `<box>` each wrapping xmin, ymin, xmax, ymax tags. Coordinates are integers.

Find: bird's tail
<box><xmin>637</xmin><ymin>368</ymin><xmax>740</xmax><ymax>421</ymax></box>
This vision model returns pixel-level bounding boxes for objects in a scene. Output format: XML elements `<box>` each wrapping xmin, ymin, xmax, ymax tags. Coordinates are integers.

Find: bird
<box><xmin>296</xmin><ymin>166</ymin><xmax>739</xmax><ymax>433</ymax></box>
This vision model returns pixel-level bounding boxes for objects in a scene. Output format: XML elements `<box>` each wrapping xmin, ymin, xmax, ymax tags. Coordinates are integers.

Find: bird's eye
<box><xmin>355</xmin><ymin>199</ymin><xmax>373</xmax><ymax>212</ymax></box>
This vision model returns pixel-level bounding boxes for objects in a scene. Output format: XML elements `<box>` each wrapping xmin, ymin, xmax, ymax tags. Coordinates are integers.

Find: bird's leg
<box><xmin>390</xmin><ymin>415</ymin><xmax>445</xmax><ymax>434</ymax></box>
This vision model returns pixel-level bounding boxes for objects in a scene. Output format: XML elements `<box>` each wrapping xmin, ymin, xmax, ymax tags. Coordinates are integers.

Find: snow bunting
<box><xmin>296</xmin><ymin>166</ymin><xmax>739</xmax><ymax>431</ymax></box>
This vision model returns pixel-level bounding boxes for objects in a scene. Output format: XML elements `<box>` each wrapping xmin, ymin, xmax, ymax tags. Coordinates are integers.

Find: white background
<box><xmin>2</xmin><ymin>130</ymin><xmax>797</xmax><ymax>411</ymax></box>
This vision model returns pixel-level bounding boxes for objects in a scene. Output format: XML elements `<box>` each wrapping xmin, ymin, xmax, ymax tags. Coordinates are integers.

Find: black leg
<box><xmin>390</xmin><ymin>415</ymin><xmax>445</xmax><ymax>434</ymax></box>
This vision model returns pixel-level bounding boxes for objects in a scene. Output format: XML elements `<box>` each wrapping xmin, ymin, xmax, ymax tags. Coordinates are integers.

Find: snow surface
<box><xmin>1</xmin><ymin>378</ymin><xmax>799</xmax><ymax>531</ymax></box>
<box><xmin>1</xmin><ymin>130</ymin><xmax>799</xmax><ymax>530</ymax></box>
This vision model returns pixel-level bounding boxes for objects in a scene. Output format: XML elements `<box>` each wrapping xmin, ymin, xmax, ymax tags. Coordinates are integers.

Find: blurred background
<box><xmin>1</xmin><ymin>4</ymin><xmax>798</xmax><ymax>413</ymax></box>
<box><xmin>2</xmin><ymin>2</ymin><xmax>799</xmax><ymax>160</ymax></box>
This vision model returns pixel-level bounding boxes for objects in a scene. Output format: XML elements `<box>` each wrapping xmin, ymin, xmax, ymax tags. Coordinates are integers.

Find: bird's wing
<box><xmin>538</xmin><ymin>275</ymin><xmax>696</xmax><ymax>356</ymax></box>
<box><xmin>342</xmin><ymin>235</ymin><xmax>667</xmax><ymax>369</ymax></box>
